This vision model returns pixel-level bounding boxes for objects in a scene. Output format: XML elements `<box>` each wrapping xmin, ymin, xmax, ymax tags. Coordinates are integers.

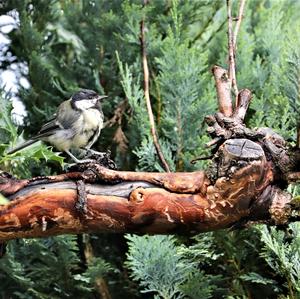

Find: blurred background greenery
<box><xmin>1</xmin><ymin>0</ymin><xmax>300</xmax><ymax>298</ymax></box>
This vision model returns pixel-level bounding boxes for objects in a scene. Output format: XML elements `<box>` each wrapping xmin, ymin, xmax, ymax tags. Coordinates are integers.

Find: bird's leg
<box><xmin>65</xmin><ymin>150</ymin><xmax>94</xmax><ymax>164</ymax></box>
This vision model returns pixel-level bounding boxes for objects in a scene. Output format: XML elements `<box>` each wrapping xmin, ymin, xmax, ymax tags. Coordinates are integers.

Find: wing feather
<box><xmin>32</xmin><ymin>100</ymin><xmax>80</xmax><ymax>140</ymax></box>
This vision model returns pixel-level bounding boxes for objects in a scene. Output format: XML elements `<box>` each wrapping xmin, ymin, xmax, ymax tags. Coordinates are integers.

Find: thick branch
<box><xmin>0</xmin><ymin>137</ymin><xmax>292</xmax><ymax>241</ymax></box>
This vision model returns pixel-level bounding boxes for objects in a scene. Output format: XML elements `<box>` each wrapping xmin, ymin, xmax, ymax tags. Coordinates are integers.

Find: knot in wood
<box><xmin>75</xmin><ymin>180</ymin><xmax>88</xmax><ymax>215</ymax></box>
<box><xmin>129</xmin><ymin>188</ymin><xmax>145</xmax><ymax>203</ymax></box>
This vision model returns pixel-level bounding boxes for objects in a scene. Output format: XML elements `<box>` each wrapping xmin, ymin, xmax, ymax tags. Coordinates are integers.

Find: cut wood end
<box><xmin>212</xmin><ymin>65</ymin><xmax>229</xmax><ymax>81</ymax></box>
<box><xmin>212</xmin><ymin>65</ymin><xmax>233</xmax><ymax>117</ymax></box>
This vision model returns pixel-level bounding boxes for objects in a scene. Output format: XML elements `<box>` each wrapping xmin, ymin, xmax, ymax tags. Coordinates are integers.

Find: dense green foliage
<box><xmin>1</xmin><ymin>0</ymin><xmax>300</xmax><ymax>298</ymax></box>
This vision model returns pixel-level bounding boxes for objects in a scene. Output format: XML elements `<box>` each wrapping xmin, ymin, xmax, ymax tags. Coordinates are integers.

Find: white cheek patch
<box><xmin>75</xmin><ymin>99</ymin><xmax>97</xmax><ymax>110</ymax></box>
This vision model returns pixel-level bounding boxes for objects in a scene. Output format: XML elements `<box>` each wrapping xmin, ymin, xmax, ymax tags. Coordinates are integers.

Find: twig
<box><xmin>205</xmin><ymin>137</ymin><xmax>222</xmax><ymax>148</ymax></box>
<box><xmin>190</xmin><ymin>155</ymin><xmax>214</xmax><ymax>164</ymax></box>
<box><xmin>226</xmin><ymin>0</ymin><xmax>239</xmax><ymax>99</ymax></box>
<box><xmin>233</xmin><ymin>0</ymin><xmax>246</xmax><ymax>51</ymax></box>
<box><xmin>151</xmin><ymin>73</ymin><xmax>162</xmax><ymax>126</ymax></box>
<box><xmin>140</xmin><ymin>8</ymin><xmax>171</xmax><ymax>172</ymax></box>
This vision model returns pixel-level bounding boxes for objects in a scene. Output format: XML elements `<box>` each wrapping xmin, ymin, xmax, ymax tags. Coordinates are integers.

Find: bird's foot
<box><xmin>66</xmin><ymin>150</ymin><xmax>117</xmax><ymax>172</ymax></box>
<box><xmin>84</xmin><ymin>149</ymin><xmax>117</xmax><ymax>169</ymax></box>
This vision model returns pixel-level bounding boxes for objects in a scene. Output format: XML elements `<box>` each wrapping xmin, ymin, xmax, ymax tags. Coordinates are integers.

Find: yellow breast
<box><xmin>82</xmin><ymin>109</ymin><xmax>103</xmax><ymax>130</ymax></box>
<box><xmin>71</xmin><ymin>108</ymin><xmax>103</xmax><ymax>148</ymax></box>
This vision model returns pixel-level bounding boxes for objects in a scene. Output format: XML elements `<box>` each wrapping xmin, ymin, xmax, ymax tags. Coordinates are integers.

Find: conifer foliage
<box><xmin>1</xmin><ymin>0</ymin><xmax>300</xmax><ymax>298</ymax></box>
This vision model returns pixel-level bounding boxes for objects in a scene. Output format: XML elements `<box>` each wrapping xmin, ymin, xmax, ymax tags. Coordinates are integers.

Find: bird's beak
<box><xmin>97</xmin><ymin>95</ymin><xmax>108</xmax><ymax>102</ymax></box>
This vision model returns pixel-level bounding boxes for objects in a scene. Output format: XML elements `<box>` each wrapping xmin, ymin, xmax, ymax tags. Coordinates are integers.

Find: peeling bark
<box><xmin>0</xmin><ymin>62</ymin><xmax>299</xmax><ymax>240</ymax></box>
<box><xmin>0</xmin><ymin>133</ymin><xmax>294</xmax><ymax>241</ymax></box>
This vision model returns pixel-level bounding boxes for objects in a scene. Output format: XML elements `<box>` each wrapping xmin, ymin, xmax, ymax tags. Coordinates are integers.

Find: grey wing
<box><xmin>56</xmin><ymin>100</ymin><xmax>82</xmax><ymax>129</ymax></box>
<box><xmin>31</xmin><ymin>117</ymin><xmax>60</xmax><ymax>140</ymax></box>
<box><xmin>32</xmin><ymin>100</ymin><xmax>80</xmax><ymax>139</ymax></box>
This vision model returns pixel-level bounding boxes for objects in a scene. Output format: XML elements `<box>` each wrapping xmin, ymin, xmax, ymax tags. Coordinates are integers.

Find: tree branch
<box><xmin>233</xmin><ymin>0</ymin><xmax>246</xmax><ymax>51</ymax></box>
<box><xmin>227</xmin><ymin>0</ymin><xmax>239</xmax><ymax>100</ymax></box>
<box><xmin>140</xmin><ymin>8</ymin><xmax>171</xmax><ymax>172</ymax></box>
<box><xmin>0</xmin><ymin>131</ymin><xmax>298</xmax><ymax>242</ymax></box>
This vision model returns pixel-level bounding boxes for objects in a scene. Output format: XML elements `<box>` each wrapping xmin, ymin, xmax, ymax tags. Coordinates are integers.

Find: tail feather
<box><xmin>7</xmin><ymin>139</ymin><xmax>38</xmax><ymax>155</ymax></box>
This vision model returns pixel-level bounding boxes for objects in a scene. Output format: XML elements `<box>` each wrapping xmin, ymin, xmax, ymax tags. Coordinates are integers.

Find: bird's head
<box><xmin>71</xmin><ymin>89</ymin><xmax>107</xmax><ymax>110</ymax></box>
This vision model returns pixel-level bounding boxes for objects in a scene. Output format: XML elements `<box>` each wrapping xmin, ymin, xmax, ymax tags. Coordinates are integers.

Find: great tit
<box><xmin>8</xmin><ymin>89</ymin><xmax>107</xmax><ymax>163</ymax></box>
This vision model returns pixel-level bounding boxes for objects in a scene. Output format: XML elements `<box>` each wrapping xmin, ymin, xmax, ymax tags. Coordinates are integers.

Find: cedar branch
<box><xmin>140</xmin><ymin>8</ymin><xmax>171</xmax><ymax>172</ymax></box>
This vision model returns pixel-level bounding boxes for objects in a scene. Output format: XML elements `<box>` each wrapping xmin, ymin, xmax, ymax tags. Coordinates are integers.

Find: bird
<box><xmin>7</xmin><ymin>89</ymin><xmax>107</xmax><ymax>163</ymax></box>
